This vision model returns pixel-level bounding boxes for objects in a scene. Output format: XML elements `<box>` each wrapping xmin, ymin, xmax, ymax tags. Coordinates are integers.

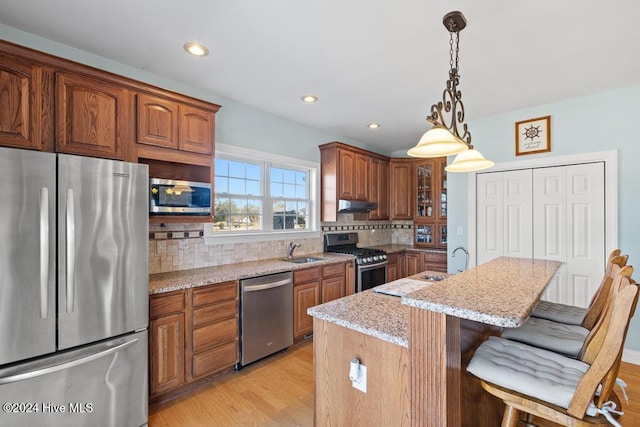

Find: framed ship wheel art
<box><xmin>515</xmin><ymin>115</ymin><xmax>551</xmax><ymax>156</ymax></box>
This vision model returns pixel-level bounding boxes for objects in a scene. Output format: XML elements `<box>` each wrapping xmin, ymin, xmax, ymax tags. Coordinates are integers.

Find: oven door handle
<box><xmin>358</xmin><ymin>260</ymin><xmax>388</xmax><ymax>270</ymax></box>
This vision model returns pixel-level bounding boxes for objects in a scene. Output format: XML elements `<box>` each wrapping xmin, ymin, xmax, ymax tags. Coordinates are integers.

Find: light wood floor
<box><xmin>149</xmin><ymin>340</ymin><xmax>640</xmax><ymax>426</ymax></box>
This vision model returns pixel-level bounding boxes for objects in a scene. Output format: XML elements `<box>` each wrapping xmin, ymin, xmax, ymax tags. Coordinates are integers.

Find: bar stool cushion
<box><xmin>531</xmin><ymin>300</ymin><xmax>587</xmax><ymax>326</ymax></box>
<box><xmin>467</xmin><ymin>336</ymin><xmax>589</xmax><ymax>409</ymax></box>
<box><xmin>501</xmin><ymin>317</ymin><xmax>589</xmax><ymax>358</ymax></box>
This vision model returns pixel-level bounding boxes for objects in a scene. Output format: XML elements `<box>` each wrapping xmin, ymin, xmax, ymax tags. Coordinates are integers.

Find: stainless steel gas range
<box><xmin>324</xmin><ymin>232</ymin><xmax>387</xmax><ymax>292</ymax></box>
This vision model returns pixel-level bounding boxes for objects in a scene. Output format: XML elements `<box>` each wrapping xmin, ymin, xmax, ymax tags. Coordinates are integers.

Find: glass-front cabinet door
<box><xmin>440</xmin><ymin>160</ymin><xmax>447</xmax><ymax>218</ymax></box>
<box><xmin>416</xmin><ymin>162</ymin><xmax>434</xmax><ymax>218</ymax></box>
<box><xmin>414</xmin><ymin>157</ymin><xmax>447</xmax><ymax>249</ymax></box>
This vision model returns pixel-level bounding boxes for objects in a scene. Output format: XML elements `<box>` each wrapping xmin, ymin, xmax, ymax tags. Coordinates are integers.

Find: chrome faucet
<box><xmin>287</xmin><ymin>241</ymin><xmax>301</xmax><ymax>259</ymax></box>
<box><xmin>452</xmin><ymin>246</ymin><xmax>469</xmax><ymax>272</ymax></box>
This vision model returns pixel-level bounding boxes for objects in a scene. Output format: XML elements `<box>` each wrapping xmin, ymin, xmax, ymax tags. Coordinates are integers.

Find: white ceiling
<box><xmin>2</xmin><ymin>0</ymin><xmax>640</xmax><ymax>155</ymax></box>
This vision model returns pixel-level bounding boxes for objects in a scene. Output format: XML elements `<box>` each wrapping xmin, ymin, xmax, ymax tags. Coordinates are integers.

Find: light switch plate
<box><xmin>352</xmin><ymin>365</ymin><xmax>367</xmax><ymax>393</ymax></box>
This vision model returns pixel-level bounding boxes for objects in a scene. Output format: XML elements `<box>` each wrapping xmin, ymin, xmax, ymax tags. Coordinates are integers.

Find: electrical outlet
<box><xmin>457</xmin><ymin>226</ymin><xmax>464</xmax><ymax>236</ymax></box>
<box><xmin>352</xmin><ymin>364</ymin><xmax>367</xmax><ymax>393</ymax></box>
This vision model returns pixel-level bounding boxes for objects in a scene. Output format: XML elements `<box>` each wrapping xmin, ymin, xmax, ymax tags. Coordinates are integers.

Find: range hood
<box><xmin>338</xmin><ymin>199</ymin><xmax>377</xmax><ymax>213</ymax></box>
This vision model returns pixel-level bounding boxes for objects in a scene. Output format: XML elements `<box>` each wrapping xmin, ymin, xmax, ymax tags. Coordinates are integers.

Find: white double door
<box><xmin>476</xmin><ymin>162</ymin><xmax>605</xmax><ymax>307</ymax></box>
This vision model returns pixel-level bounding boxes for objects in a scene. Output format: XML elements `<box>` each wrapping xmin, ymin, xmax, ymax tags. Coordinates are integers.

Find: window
<box><xmin>209</xmin><ymin>145</ymin><xmax>318</xmax><ymax>238</ymax></box>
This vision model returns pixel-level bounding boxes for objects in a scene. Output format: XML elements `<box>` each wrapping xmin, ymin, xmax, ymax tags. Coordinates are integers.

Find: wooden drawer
<box><xmin>193</xmin><ymin>300</ymin><xmax>238</xmax><ymax>328</ymax></box>
<box><xmin>192</xmin><ymin>281</ymin><xmax>237</xmax><ymax>307</ymax></box>
<box><xmin>192</xmin><ymin>317</ymin><xmax>238</xmax><ymax>353</ymax></box>
<box><xmin>192</xmin><ymin>340</ymin><xmax>238</xmax><ymax>378</ymax></box>
<box><xmin>150</xmin><ymin>291</ymin><xmax>185</xmax><ymax>318</ymax></box>
<box><xmin>294</xmin><ymin>267</ymin><xmax>321</xmax><ymax>284</ymax></box>
<box><xmin>322</xmin><ymin>262</ymin><xmax>345</xmax><ymax>278</ymax></box>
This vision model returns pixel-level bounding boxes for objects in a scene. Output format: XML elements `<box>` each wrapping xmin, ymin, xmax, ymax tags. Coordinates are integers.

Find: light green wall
<box><xmin>447</xmin><ymin>85</ymin><xmax>640</xmax><ymax>351</ymax></box>
<box><xmin>0</xmin><ymin>24</ymin><xmax>377</xmax><ymax>162</ymax></box>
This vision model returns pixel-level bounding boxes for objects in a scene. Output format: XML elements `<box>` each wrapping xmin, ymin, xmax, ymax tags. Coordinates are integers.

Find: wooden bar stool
<box><xmin>467</xmin><ymin>267</ymin><xmax>637</xmax><ymax>426</ymax></box>
<box><xmin>531</xmin><ymin>250</ymin><xmax>625</xmax><ymax>327</ymax></box>
<box><xmin>501</xmin><ymin>256</ymin><xmax>627</xmax><ymax>358</ymax></box>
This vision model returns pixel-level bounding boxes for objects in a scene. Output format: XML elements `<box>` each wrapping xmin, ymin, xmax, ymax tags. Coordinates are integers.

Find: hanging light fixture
<box><xmin>407</xmin><ymin>11</ymin><xmax>493</xmax><ymax>172</ymax></box>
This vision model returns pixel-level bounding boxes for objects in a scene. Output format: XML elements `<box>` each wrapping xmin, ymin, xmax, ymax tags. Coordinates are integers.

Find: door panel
<box><xmin>476</xmin><ymin>170</ymin><xmax>532</xmax><ymax>264</ymax></box>
<box><xmin>57</xmin><ymin>154</ymin><xmax>148</xmax><ymax>349</ymax></box>
<box><xmin>534</xmin><ymin>163</ymin><xmax>604</xmax><ymax>305</ymax></box>
<box><xmin>0</xmin><ymin>147</ymin><xmax>56</xmax><ymax>365</ymax></box>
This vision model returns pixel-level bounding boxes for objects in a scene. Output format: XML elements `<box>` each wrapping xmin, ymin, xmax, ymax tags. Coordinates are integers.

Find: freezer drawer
<box><xmin>0</xmin><ymin>331</ymin><xmax>148</xmax><ymax>427</ymax></box>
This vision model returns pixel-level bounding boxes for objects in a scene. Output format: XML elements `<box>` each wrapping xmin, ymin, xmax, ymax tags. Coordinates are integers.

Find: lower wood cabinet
<box><xmin>293</xmin><ymin>261</ymin><xmax>347</xmax><ymax>341</ymax></box>
<box><xmin>190</xmin><ymin>281</ymin><xmax>239</xmax><ymax>379</ymax></box>
<box><xmin>149</xmin><ymin>281</ymin><xmax>239</xmax><ymax>401</ymax></box>
<box><xmin>405</xmin><ymin>252</ymin><xmax>423</xmax><ymax>277</ymax></box>
<box><xmin>424</xmin><ymin>251</ymin><xmax>448</xmax><ymax>273</ymax></box>
<box><xmin>149</xmin><ymin>290</ymin><xmax>186</xmax><ymax>397</ymax></box>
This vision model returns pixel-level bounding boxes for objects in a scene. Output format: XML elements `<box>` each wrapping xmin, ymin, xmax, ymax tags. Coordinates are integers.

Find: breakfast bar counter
<box><xmin>308</xmin><ymin>257</ymin><xmax>561</xmax><ymax>426</ymax></box>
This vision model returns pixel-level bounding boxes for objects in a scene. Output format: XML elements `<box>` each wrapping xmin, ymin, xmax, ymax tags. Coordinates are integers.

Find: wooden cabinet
<box><xmin>337</xmin><ymin>148</ymin><xmax>369</xmax><ymax>201</ymax></box>
<box><xmin>149</xmin><ymin>281</ymin><xmax>239</xmax><ymax>401</ymax></box>
<box><xmin>405</xmin><ymin>251</ymin><xmax>424</xmax><ymax>277</ymax></box>
<box><xmin>293</xmin><ymin>261</ymin><xmax>347</xmax><ymax>340</ymax></box>
<box><xmin>320</xmin><ymin>141</ymin><xmax>390</xmax><ymax>222</ymax></box>
<box><xmin>368</xmin><ymin>157</ymin><xmax>390</xmax><ymax>220</ymax></box>
<box><xmin>389</xmin><ymin>159</ymin><xmax>414</xmax><ymax>220</ymax></box>
<box><xmin>137</xmin><ymin>93</ymin><xmax>216</xmax><ymax>155</ymax></box>
<box><xmin>387</xmin><ymin>253</ymin><xmax>399</xmax><ymax>282</ymax></box>
<box><xmin>424</xmin><ymin>251</ymin><xmax>447</xmax><ymax>273</ymax></box>
<box><xmin>414</xmin><ymin>157</ymin><xmax>448</xmax><ymax>248</ymax></box>
<box><xmin>149</xmin><ymin>290</ymin><xmax>187</xmax><ymax>397</ymax></box>
<box><xmin>0</xmin><ymin>54</ymin><xmax>53</xmax><ymax>151</ymax></box>
<box><xmin>191</xmin><ymin>281</ymin><xmax>239</xmax><ymax>379</ymax></box>
<box><xmin>55</xmin><ymin>72</ymin><xmax>131</xmax><ymax>160</ymax></box>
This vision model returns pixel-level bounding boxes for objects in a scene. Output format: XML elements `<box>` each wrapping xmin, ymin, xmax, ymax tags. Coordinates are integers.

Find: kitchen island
<box><xmin>308</xmin><ymin>256</ymin><xmax>561</xmax><ymax>426</ymax></box>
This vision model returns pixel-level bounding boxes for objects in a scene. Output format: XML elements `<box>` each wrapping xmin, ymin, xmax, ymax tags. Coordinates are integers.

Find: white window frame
<box><xmin>204</xmin><ymin>143</ymin><xmax>320</xmax><ymax>244</ymax></box>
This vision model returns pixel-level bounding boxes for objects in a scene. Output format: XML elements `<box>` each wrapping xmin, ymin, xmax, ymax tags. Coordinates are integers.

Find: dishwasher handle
<box><xmin>243</xmin><ymin>278</ymin><xmax>291</xmax><ymax>293</ymax></box>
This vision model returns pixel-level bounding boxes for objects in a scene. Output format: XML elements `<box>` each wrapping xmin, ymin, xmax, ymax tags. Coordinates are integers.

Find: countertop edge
<box><xmin>149</xmin><ymin>253</ymin><xmax>355</xmax><ymax>294</ymax></box>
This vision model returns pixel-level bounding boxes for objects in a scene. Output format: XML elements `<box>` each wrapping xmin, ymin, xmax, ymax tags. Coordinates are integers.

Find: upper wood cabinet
<box><xmin>320</xmin><ymin>141</ymin><xmax>389</xmax><ymax>222</ymax></box>
<box><xmin>55</xmin><ymin>72</ymin><xmax>130</xmax><ymax>160</ymax></box>
<box><xmin>137</xmin><ymin>93</ymin><xmax>216</xmax><ymax>155</ymax></box>
<box><xmin>390</xmin><ymin>159</ymin><xmax>414</xmax><ymax>220</ymax></box>
<box><xmin>368</xmin><ymin>157</ymin><xmax>390</xmax><ymax>220</ymax></box>
<box><xmin>0</xmin><ymin>54</ymin><xmax>53</xmax><ymax>151</ymax></box>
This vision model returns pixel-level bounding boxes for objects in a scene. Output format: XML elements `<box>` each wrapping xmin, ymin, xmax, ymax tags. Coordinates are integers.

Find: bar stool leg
<box><xmin>502</xmin><ymin>405</ymin><xmax>520</xmax><ymax>427</ymax></box>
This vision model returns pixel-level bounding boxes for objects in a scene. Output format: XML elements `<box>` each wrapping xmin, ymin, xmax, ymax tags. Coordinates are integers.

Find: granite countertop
<box><xmin>307</xmin><ymin>270</ymin><xmax>448</xmax><ymax>347</ymax></box>
<box><xmin>403</xmin><ymin>257</ymin><xmax>562</xmax><ymax>327</ymax></box>
<box><xmin>308</xmin><ymin>257</ymin><xmax>561</xmax><ymax>345</ymax></box>
<box><xmin>149</xmin><ymin>253</ymin><xmax>355</xmax><ymax>294</ymax></box>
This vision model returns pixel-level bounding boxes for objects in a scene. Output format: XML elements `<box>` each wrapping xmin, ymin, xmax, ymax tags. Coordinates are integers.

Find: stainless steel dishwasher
<box><xmin>240</xmin><ymin>271</ymin><xmax>293</xmax><ymax>366</ymax></box>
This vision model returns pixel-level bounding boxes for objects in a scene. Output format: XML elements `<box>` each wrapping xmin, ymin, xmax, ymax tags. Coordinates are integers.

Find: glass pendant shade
<box><xmin>445</xmin><ymin>148</ymin><xmax>494</xmax><ymax>172</ymax></box>
<box><xmin>407</xmin><ymin>125</ymin><xmax>469</xmax><ymax>158</ymax></box>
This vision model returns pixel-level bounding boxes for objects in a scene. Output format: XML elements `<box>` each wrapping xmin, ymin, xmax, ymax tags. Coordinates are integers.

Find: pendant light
<box><xmin>408</xmin><ymin>11</ymin><xmax>493</xmax><ymax>173</ymax></box>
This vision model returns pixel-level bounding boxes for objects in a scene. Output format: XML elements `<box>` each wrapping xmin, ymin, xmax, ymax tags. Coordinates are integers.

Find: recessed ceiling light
<box><xmin>301</xmin><ymin>95</ymin><xmax>318</xmax><ymax>103</ymax></box>
<box><xmin>183</xmin><ymin>42</ymin><xmax>209</xmax><ymax>57</ymax></box>
<box><xmin>367</xmin><ymin>123</ymin><xmax>381</xmax><ymax>129</ymax></box>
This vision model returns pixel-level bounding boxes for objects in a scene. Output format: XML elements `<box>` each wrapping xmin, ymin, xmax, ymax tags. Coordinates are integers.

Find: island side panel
<box><xmin>409</xmin><ymin>307</ymin><xmax>503</xmax><ymax>426</ymax></box>
<box><xmin>313</xmin><ymin>318</ymin><xmax>410</xmax><ymax>426</ymax></box>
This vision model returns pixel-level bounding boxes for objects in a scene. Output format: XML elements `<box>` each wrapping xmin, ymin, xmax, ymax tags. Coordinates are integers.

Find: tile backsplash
<box><xmin>148</xmin><ymin>215</ymin><xmax>414</xmax><ymax>274</ymax></box>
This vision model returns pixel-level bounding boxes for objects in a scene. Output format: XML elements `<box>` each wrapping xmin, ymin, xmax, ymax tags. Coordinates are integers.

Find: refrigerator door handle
<box><xmin>0</xmin><ymin>338</ymin><xmax>138</xmax><ymax>385</ymax></box>
<box><xmin>66</xmin><ymin>188</ymin><xmax>76</xmax><ymax>313</ymax></box>
<box><xmin>39</xmin><ymin>187</ymin><xmax>49</xmax><ymax>319</ymax></box>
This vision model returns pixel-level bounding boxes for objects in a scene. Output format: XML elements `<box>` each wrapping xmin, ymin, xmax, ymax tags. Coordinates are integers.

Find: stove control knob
<box><xmin>365</xmin><ymin>257</ymin><xmax>372</xmax><ymax>263</ymax></box>
<box><xmin>356</xmin><ymin>258</ymin><xmax>363</xmax><ymax>265</ymax></box>
<box><xmin>373</xmin><ymin>255</ymin><xmax>379</xmax><ymax>262</ymax></box>
<box><xmin>381</xmin><ymin>254</ymin><xmax>387</xmax><ymax>260</ymax></box>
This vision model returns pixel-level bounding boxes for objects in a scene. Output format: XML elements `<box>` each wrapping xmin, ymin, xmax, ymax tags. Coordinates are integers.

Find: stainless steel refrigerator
<box><xmin>0</xmin><ymin>147</ymin><xmax>149</xmax><ymax>427</ymax></box>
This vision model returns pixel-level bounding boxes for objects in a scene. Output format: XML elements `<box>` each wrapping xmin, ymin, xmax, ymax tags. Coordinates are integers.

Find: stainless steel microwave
<box><xmin>149</xmin><ymin>178</ymin><xmax>212</xmax><ymax>215</ymax></box>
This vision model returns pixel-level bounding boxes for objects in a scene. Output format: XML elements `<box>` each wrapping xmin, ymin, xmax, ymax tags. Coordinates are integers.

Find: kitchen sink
<box><xmin>283</xmin><ymin>257</ymin><xmax>325</xmax><ymax>264</ymax></box>
<box><xmin>422</xmin><ymin>274</ymin><xmax>446</xmax><ymax>281</ymax></box>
